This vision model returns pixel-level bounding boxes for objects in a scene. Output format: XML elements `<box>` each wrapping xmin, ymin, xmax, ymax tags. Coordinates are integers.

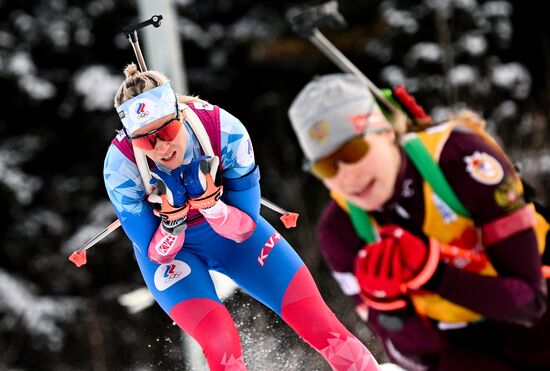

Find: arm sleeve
<box><xmin>317</xmin><ymin>200</ymin><xmax>365</xmax><ymax>297</ymax></box>
<box><xmin>218</xmin><ymin>108</ymin><xmax>261</xmax><ymax>220</ymax></box>
<box><xmin>103</xmin><ymin>145</ymin><xmax>160</xmax><ymax>258</ymax></box>
<box><xmin>432</xmin><ymin>130</ymin><xmax>546</xmax><ymax>324</ymax></box>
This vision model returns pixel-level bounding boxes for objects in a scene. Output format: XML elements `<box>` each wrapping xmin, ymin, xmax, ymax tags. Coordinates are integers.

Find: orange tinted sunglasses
<box><xmin>308</xmin><ymin>136</ymin><xmax>370</xmax><ymax>179</ymax></box>
<box><xmin>129</xmin><ymin>114</ymin><xmax>182</xmax><ymax>150</ymax></box>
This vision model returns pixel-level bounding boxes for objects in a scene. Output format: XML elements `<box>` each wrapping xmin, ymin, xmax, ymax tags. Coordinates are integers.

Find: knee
<box><xmin>170</xmin><ymin>299</ymin><xmax>243</xmax><ymax>367</ymax></box>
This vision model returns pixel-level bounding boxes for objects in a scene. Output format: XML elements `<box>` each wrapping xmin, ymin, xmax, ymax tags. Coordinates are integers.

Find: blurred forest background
<box><xmin>1</xmin><ymin>0</ymin><xmax>549</xmax><ymax>370</ymax></box>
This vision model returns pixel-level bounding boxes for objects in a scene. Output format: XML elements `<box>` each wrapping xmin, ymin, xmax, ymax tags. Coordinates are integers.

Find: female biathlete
<box><xmin>103</xmin><ymin>64</ymin><xmax>380</xmax><ymax>371</ymax></box>
<box><xmin>288</xmin><ymin>73</ymin><xmax>550</xmax><ymax>370</ymax></box>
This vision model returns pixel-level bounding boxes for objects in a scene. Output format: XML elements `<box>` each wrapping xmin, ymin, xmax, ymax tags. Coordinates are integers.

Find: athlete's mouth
<box><xmin>161</xmin><ymin>151</ymin><xmax>176</xmax><ymax>162</ymax></box>
<box><xmin>351</xmin><ymin>179</ymin><xmax>375</xmax><ymax>198</ymax></box>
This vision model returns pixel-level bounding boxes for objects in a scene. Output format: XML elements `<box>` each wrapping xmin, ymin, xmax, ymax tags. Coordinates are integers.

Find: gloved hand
<box><xmin>149</xmin><ymin>167</ymin><xmax>189</xmax><ymax>235</ymax></box>
<box><xmin>354</xmin><ymin>225</ymin><xmax>440</xmax><ymax>311</ymax></box>
<box><xmin>182</xmin><ymin>156</ymin><xmax>223</xmax><ymax>210</ymax></box>
<box><xmin>147</xmin><ymin>225</ymin><xmax>185</xmax><ymax>264</ymax></box>
<box><xmin>355</xmin><ymin>235</ymin><xmax>408</xmax><ymax>311</ymax></box>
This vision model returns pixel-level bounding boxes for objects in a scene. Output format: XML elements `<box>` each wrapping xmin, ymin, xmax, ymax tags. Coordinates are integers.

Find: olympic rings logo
<box><xmin>137</xmin><ymin>112</ymin><xmax>149</xmax><ymax>119</ymax></box>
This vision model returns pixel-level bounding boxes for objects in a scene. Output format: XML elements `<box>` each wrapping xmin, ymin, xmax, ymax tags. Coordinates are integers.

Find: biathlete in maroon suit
<box><xmin>288</xmin><ymin>73</ymin><xmax>550</xmax><ymax>371</ymax></box>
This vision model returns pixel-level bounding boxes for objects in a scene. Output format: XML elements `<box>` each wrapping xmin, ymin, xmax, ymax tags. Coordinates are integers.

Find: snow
<box><xmin>46</xmin><ymin>19</ymin><xmax>70</xmax><ymax>49</ymax></box>
<box><xmin>85</xmin><ymin>0</ymin><xmax>115</xmax><ymax>17</ymax></box>
<box><xmin>458</xmin><ymin>33</ymin><xmax>487</xmax><ymax>56</ymax></box>
<box><xmin>482</xmin><ymin>1</ymin><xmax>513</xmax><ymax>18</ymax></box>
<box><xmin>17</xmin><ymin>209</ymin><xmax>65</xmax><ymax>239</ymax></box>
<box><xmin>73</xmin><ymin>65</ymin><xmax>122</xmax><ymax>111</ymax></box>
<box><xmin>0</xmin><ymin>269</ymin><xmax>83</xmax><ymax>351</ymax></box>
<box><xmin>0</xmin><ymin>135</ymin><xmax>43</xmax><ymax>205</ymax></box>
<box><xmin>364</xmin><ymin>40</ymin><xmax>393</xmax><ymax>63</ymax></box>
<box><xmin>12</xmin><ymin>11</ymin><xmax>34</xmax><ymax>34</ymax></box>
<box><xmin>19</xmin><ymin>75</ymin><xmax>57</xmax><ymax>100</ymax></box>
<box><xmin>451</xmin><ymin>0</ymin><xmax>478</xmax><ymax>12</ymax></box>
<box><xmin>491</xmin><ymin>100</ymin><xmax>518</xmax><ymax>122</ymax></box>
<box><xmin>7</xmin><ymin>52</ymin><xmax>56</xmax><ymax>100</ymax></box>
<box><xmin>490</xmin><ymin>63</ymin><xmax>531</xmax><ymax>99</ymax></box>
<box><xmin>0</xmin><ymin>30</ymin><xmax>15</xmax><ymax>48</ymax></box>
<box><xmin>447</xmin><ymin>64</ymin><xmax>478</xmax><ymax>86</ymax></box>
<box><xmin>61</xmin><ymin>201</ymin><xmax>117</xmax><ymax>253</ymax></box>
<box><xmin>8</xmin><ymin>51</ymin><xmax>36</xmax><ymax>76</ymax></box>
<box><xmin>382</xmin><ymin>7</ymin><xmax>419</xmax><ymax>34</ymax></box>
<box><xmin>178</xmin><ymin>18</ymin><xmax>221</xmax><ymax>49</ymax></box>
<box><xmin>406</xmin><ymin>42</ymin><xmax>442</xmax><ymax>64</ymax></box>
<box><xmin>493</xmin><ymin>19</ymin><xmax>512</xmax><ymax>42</ymax></box>
<box><xmin>381</xmin><ymin>65</ymin><xmax>408</xmax><ymax>87</ymax></box>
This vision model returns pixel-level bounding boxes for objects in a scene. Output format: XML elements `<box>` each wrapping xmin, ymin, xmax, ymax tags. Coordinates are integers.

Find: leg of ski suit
<box><xmin>136</xmin><ymin>217</ymin><xmax>379</xmax><ymax>371</ymax></box>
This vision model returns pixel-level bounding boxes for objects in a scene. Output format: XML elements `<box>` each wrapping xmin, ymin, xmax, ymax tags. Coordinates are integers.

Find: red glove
<box><xmin>354</xmin><ymin>225</ymin><xmax>440</xmax><ymax>311</ymax></box>
<box><xmin>355</xmin><ymin>235</ymin><xmax>407</xmax><ymax>311</ymax></box>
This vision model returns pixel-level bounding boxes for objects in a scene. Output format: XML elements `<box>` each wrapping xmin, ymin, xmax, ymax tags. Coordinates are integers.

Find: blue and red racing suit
<box><xmin>103</xmin><ymin>101</ymin><xmax>379</xmax><ymax>371</ymax></box>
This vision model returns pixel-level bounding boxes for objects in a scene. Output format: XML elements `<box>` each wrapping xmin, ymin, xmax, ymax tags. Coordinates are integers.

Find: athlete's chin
<box><xmin>347</xmin><ymin>190</ymin><xmax>389</xmax><ymax>211</ymax></box>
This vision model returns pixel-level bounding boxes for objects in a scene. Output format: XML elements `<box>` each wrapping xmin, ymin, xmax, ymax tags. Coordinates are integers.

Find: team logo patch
<box><xmin>432</xmin><ymin>193</ymin><xmax>457</xmax><ymax>224</ymax></box>
<box><xmin>308</xmin><ymin>120</ymin><xmax>329</xmax><ymax>143</ymax></box>
<box><xmin>193</xmin><ymin>102</ymin><xmax>214</xmax><ymax>111</ymax></box>
<box><xmin>494</xmin><ymin>176</ymin><xmax>524</xmax><ymax>211</ymax></box>
<box><xmin>129</xmin><ymin>98</ymin><xmax>155</xmax><ymax>122</ymax></box>
<box><xmin>115</xmin><ymin>129</ymin><xmax>125</xmax><ymax>142</ymax></box>
<box><xmin>464</xmin><ymin>151</ymin><xmax>504</xmax><ymax>185</ymax></box>
<box><xmin>154</xmin><ymin>260</ymin><xmax>191</xmax><ymax>291</ymax></box>
<box><xmin>348</xmin><ymin>113</ymin><xmax>370</xmax><ymax>133</ymax></box>
<box><xmin>236</xmin><ymin>138</ymin><xmax>254</xmax><ymax>167</ymax></box>
<box><xmin>257</xmin><ymin>232</ymin><xmax>282</xmax><ymax>266</ymax></box>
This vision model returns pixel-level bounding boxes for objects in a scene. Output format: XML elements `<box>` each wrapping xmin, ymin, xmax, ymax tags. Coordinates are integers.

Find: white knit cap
<box><xmin>288</xmin><ymin>73</ymin><xmax>376</xmax><ymax>162</ymax></box>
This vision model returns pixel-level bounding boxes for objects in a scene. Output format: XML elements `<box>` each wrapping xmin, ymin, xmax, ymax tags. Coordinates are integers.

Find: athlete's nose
<box><xmin>154</xmin><ymin>138</ymin><xmax>171</xmax><ymax>152</ymax></box>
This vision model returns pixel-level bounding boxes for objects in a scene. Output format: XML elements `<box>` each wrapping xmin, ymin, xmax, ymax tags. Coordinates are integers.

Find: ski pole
<box><xmin>122</xmin><ymin>14</ymin><xmax>163</xmax><ymax>72</ymax></box>
<box><xmin>68</xmin><ymin>197</ymin><xmax>297</xmax><ymax>267</ymax></box>
<box><xmin>260</xmin><ymin>197</ymin><xmax>299</xmax><ymax>228</ymax></box>
<box><xmin>286</xmin><ymin>1</ymin><xmax>408</xmax><ymax>131</ymax></box>
<box><xmin>68</xmin><ymin>219</ymin><xmax>121</xmax><ymax>267</ymax></box>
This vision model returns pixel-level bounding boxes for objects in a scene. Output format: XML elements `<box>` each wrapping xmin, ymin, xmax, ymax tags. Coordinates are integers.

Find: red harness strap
<box><xmin>481</xmin><ymin>205</ymin><xmax>536</xmax><ymax>247</ymax></box>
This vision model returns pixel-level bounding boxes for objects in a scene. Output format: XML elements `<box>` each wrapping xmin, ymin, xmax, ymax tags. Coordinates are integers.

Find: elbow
<box><xmin>504</xmin><ymin>292</ymin><xmax>547</xmax><ymax>327</ymax></box>
<box><xmin>526</xmin><ymin>294</ymin><xmax>548</xmax><ymax>326</ymax></box>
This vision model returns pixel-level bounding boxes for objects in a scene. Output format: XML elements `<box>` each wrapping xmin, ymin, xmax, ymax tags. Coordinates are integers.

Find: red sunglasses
<box><xmin>128</xmin><ymin>113</ymin><xmax>182</xmax><ymax>151</ymax></box>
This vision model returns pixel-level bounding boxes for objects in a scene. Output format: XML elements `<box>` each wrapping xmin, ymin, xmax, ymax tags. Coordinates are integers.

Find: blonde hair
<box><xmin>449</xmin><ymin>109</ymin><xmax>486</xmax><ymax>130</ymax></box>
<box><xmin>396</xmin><ymin>108</ymin><xmax>486</xmax><ymax>136</ymax></box>
<box><xmin>114</xmin><ymin>63</ymin><xmax>205</xmax><ymax>107</ymax></box>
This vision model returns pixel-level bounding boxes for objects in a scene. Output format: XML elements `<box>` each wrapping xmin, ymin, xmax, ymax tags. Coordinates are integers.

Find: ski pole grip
<box><xmin>122</xmin><ymin>15</ymin><xmax>163</xmax><ymax>37</ymax></box>
<box><xmin>286</xmin><ymin>1</ymin><xmax>346</xmax><ymax>38</ymax></box>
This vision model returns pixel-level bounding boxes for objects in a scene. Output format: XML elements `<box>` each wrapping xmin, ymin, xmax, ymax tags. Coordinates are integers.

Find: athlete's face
<box><xmin>131</xmin><ymin>111</ymin><xmax>187</xmax><ymax>170</ymax></box>
<box><xmin>322</xmin><ymin>130</ymin><xmax>401</xmax><ymax>211</ymax></box>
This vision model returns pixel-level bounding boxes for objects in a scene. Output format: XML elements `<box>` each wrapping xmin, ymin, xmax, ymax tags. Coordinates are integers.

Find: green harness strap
<box><xmin>346</xmin><ymin>133</ymin><xmax>471</xmax><ymax>243</ymax></box>
<box><xmin>402</xmin><ymin>134</ymin><xmax>471</xmax><ymax>218</ymax></box>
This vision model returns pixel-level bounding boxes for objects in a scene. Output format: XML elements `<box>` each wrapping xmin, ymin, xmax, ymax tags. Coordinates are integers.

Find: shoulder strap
<box><xmin>346</xmin><ymin>201</ymin><xmax>378</xmax><ymax>243</ymax></box>
<box><xmin>345</xmin><ymin>130</ymin><xmax>472</xmax><ymax>244</ymax></box>
<box><xmin>402</xmin><ymin>134</ymin><xmax>471</xmax><ymax>217</ymax></box>
<box><xmin>183</xmin><ymin>103</ymin><xmax>216</xmax><ymax>157</ymax></box>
